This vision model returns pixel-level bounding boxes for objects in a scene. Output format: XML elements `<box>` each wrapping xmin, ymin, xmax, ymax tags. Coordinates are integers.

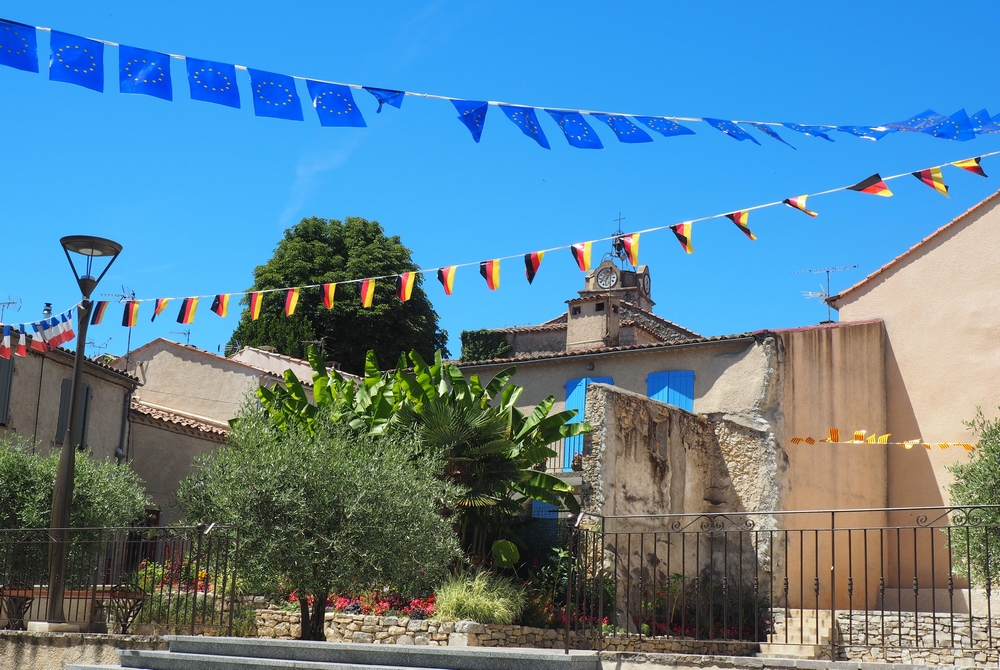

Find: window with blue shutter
<box><xmin>563</xmin><ymin>376</ymin><xmax>612</xmax><ymax>471</ymax></box>
<box><xmin>531</xmin><ymin>500</ymin><xmax>559</xmax><ymax>519</ymax></box>
<box><xmin>646</xmin><ymin>370</ymin><xmax>695</xmax><ymax>412</ymax></box>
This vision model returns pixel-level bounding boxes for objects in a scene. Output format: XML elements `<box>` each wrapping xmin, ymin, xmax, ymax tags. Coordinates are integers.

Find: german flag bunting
<box><xmin>524</xmin><ymin>252</ymin><xmax>544</xmax><ymax>284</ymax></box>
<box><xmin>91</xmin><ymin>301</ymin><xmax>109</xmax><ymax>325</ymax></box>
<box><xmin>619</xmin><ymin>233</ymin><xmax>640</xmax><ymax>266</ymax></box>
<box><xmin>122</xmin><ymin>301</ymin><xmax>139</xmax><ymax>327</ymax></box>
<box><xmin>249</xmin><ymin>292</ymin><xmax>262</xmax><ymax>321</ymax></box>
<box><xmin>479</xmin><ymin>259</ymin><xmax>500</xmax><ymax>290</ymax></box>
<box><xmin>152</xmin><ymin>298</ymin><xmax>170</xmax><ymax>322</ymax></box>
<box><xmin>670</xmin><ymin>222</ymin><xmax>694</xmax><ymax>254</ymax></box>
<box><xmin>285</xmin><ymin>288</ymin><xmax>300</xmax><ymax>316</ymax></box>
<box><xmin>322</xmin><ymin>283</ymin><xmax>336</xmax><ymax>309</ymax></box>
<box><xmin>726</xmin><ymin>210</ymin><xmax>757</xmax><ymax>241</ymax></box>
<box><xmin>360</xmin><ymin>279</ymin><xmax>375</xmax><ymax>308</ymax></box>
<box><xmin>570</xmin><ymin>242</ymin><xmax>592</xmax><ymax>271</ymax></box>
<box><xmin>783</xmin><ymin>195</ymin><xmax>818</xmax><ymax>217</ymax></box>
<box><xmin>437</xmin><ymin>266</ymin><xmax>456</xmax><ymax>295</ymax></box>
<box><xmin>177</xmin><ymin>297</ymin><xmax>198</xmax><ymax>324</ymax></box>
<box><xmin>211</xmin><ymin>294</ymin><xmax>230</xmax><ymax>317</ymax></box>
<box><xmin>912</xmin><ymin>167</ymin><xmax>949</xmax><ymax>197</ymax></box>
<box><xmin>848</xmin><ymin>173</ymin><xmax>893</xmax><ymax>197</ymax></box>
<box><xmin>952</xmin><ymin>157</ymin><xmax>987</xmax><ymax>177</ymax></box>
<box><xmin>396</xmin><ymin>272</ymin><xmax>416</xmax><ymax>302</ymax></box>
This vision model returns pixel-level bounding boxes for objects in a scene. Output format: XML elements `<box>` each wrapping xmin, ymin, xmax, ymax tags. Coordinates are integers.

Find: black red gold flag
<box><xmin>396</xmin><ymin>272</ymin><xmax>416</xmax><ymax>302</ymax></box>
<box><xmin>670</xmin><ymin>222</ymin><xmax>693</xmax><ymax>254</ymax></box>
<box><xmin>783</xmin><ymin>195</ymin><xmax>818</xmax><ymax>217</ymax></box>
<box><xmin>912</xmin><ymin>167</ymin><xmax>949</xmax><ymax>197</ymax></box>
<box><xmin>360</xmin><ymin>279</ymin><xmax>375</xmax><ymax>307</ymax></box>
<box><xmin>285</xmin><ymin>288</ymin><xmax>300</xmax><ymax>316</ymax></box>
<box><xmin>726</xmin><ymin>210</ymin><xmax>757</xmax><ymax>240</ymax></box>
<box><xmin>848</xmin><ymin>173</ymin><xmax>893</xmax><ymax>197</ymax></box>
<box><xmin>437</xmin><ymin>266</ymin><xmax>456</xmax><ymax>295</ymax></box>
<box><xmin>524</xmin><ymin>251</ymin><xmax>544</xmax><ymax>284</ymax></box>
<box><xmin>952</xmin><ymin>157</ymin><xmax>988</xmax><ymax>177</ymax></box>
<box><xmin>177</xmin><ymin>297</ymin><xmax>199</xmax><ymax>324</ymax></box>
<box><xmin>91</xmin><ymin>301</ymin><xmax>109</xmax><ymax>325</ymax></box>
<box><xmin>152</xmin><ymin>298</ymin><xmax>170</xmax><ymax>322</ymax></box>
<box><xmin>249</xmin><ymin>292</ymin><xmax>262</xmax><ymax>320</ymax></box>
<box><xmin>570</xmin><ymin>242</ymin><xmax>592</xmax><ymax>271</ymax></box>
<box><xmin>122</xmin><ymin>301</ymin><xmax>139</xmax><ymax>327</ymax></box>
<box><xmin>618</xmin><ymin>233</ymin><xmax>640</xmax><ymax>266</ymax></box>
<box><xmin>479</xmin><ymin>260</ymin><xmax>500</xmax><ymax>290</ymax></box>
<box><xmin>322</xmin><ymin>283</ymin><xmax>336</xmax><ymax>309</ymax></box>
<box><xmin>211</xmin><ymin>294</ymin><xmax>230</xmax><ymax>317</ymax></box>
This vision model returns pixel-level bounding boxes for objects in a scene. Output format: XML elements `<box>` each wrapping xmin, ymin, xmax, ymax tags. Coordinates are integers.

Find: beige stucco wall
<box><xmin>0</xmin><ymin>345</ymin><xmax>134</xmax><ymax>462</ymax></box>
<box><xmin>127</xmin><ymin>419</ymin><xmax>224</xmax><ymax>525</ymax></box>
<box><xmin>506</xmin><ymin>328</ymin><xmax>566</xmax><ymax>357</ymax></box>
<box><xmin>831</xmin><ymin>194</ymin><xmax>1000</xmax><ymax>514</ymax></box>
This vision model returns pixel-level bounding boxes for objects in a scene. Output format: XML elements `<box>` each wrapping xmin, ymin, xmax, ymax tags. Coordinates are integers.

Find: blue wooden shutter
<box><xmin>646</xmin><ymin>370</ymin><xmax>695</xmax><ymax>412</ymax></box>
<box><xmin>563</xmin><ymin>377</ymin><xmax>613</xmax><ymax>471</ymax></box>
<box><xmin>531</xmin><ymin>500</ymin><xmax>559</xmax><ymax>519</ymax></box>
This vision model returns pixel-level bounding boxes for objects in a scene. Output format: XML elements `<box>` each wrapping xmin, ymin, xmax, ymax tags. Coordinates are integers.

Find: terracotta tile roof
<box><xmin>619</xmin><ymin>302</ymin><xmax>702</xmax><ymax>340</ymax></box>
<box><xmin>497</xmin><ymin>323</ymin><xmax>567</xmax><ymax>333</ymax></box>
<box><xmin>130</xmin><ymin>402</ymin><xmax>228</xmax><ymax>440</ymax></box>
<box><xmin>456</xmin><ymin>331</ymin><xmax>762</xmax><ymax>368</ymax></box>
<box><xmin>829</xmin><ymin>188</ymin><xmax>1000</xmax><ymax>305</ymax></box>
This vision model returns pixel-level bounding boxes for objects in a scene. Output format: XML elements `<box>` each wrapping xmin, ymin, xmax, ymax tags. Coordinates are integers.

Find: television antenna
<box><xmin>86</xmin><ymin>337</ymin><xmax>112</xmax><ymax>358</ymax></box>
<box><xmin>102</xmin><ymin>285</ymin><xmax>137</xmax><ymax>357</ymax></box>
<box><xmin>791</xmin><ymin>265</ymin><xmax>858</xmax><ymax>323</ymax></box>
<box><xmin>0</xmin><ymin>296</ymin><xmax>21</xmax><ymax>322</ymax></box>
<box><xmin>300</xmin><ymin>337</ymin><xmax>329</xmax><ymax>356</ymax></box>
<box><xmin>171</xmin><ymin>329</ymin><xmax>191</xmax><ymax>345</ymax></box>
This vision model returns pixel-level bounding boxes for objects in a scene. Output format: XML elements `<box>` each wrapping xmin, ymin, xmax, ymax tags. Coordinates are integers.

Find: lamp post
<box><xmin>44</xmin><ymin>235</ymin><xmax>122</xmax><ymax>626</ymax></box>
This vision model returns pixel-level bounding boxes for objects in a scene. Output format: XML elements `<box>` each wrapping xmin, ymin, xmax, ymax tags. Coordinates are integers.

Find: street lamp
<box><xmin>43</xmin><ymin>235</ymin><xmax>122</xmax><ymax>627</ymax></box>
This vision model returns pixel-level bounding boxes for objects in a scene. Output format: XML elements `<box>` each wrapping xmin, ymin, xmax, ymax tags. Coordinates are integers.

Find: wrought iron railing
<box><xmin>564</xmin><ymin>506</ymin><xmax>1000</xmax><ymax>662</ymax></box>
<box><xmin>539</xmin><ymin>438</ymin><xmax>583</xmax><ymax>474</ymax></box>
<box><xmin>0</xmin><ymin>524</ymin><xmax>239</xmax><ymax>635</ymax></box>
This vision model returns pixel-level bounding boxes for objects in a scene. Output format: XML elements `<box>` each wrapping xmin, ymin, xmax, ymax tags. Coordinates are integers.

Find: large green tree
<box><xmin>227</xmin><ymin>216</ymin><xmax>448</xmax><ymax>373</ymax></box>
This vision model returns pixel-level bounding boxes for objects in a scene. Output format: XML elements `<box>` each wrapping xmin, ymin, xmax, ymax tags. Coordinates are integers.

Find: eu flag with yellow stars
<box><xmin>119</xmin><ymin>45</ymin><xmax>172</xmax><ymax>101</ymax></box>
<box><xmin>970</xmin><ymin>109</ymin><xmax>1000</xmax><ymax>135</ymax></box>
<box><xmin>0</xmin><ymin>19</ymin><xmax>38</xmax><ymax>72</ymax></box>
<box><xmin>49</xmin><ymin>31</ymin><xmax>104</xmax><ymax>92</ymax></box>
<box><xmin>590</xmin><ymin>114</ymin><xmax>652</xmax><ymax>143</ymax></box>
<box><xmin>452</xmin><ymin>100</ymin><xmax>488</xmax><ymax>142</ymax></box>
<box><xmin>748</xmin><ymin>123</ymin><xmax>794</xmax><ymax>149</ymax></box>
<box><xmin>837</xmin><ymin>126</ymin><xmax>893</xmax><ymax>141</ymax></box>
<box><xmin>247</xmin><ymin>69</ymin><xmax>302</xmax><ymax>121</ymax></box>
<box><xmin>885</xmin><ymin>109</ymin><xmax>945</xmax><ymax>132</ymax></box>
<box><xmin>782</xmin><ymin>123</ymin><xmax>834</xmax><ymax>142</ymax></box>
<box><xmin>364</xmin><ymin>87</ymin><xmax>404</xmax><ymax>113</ymax></box>
<box><xmin>634</xmin><ymin>116</ymin><xmax>695</xmax><ymax>138</ymax></box>
<box><xmin>306</xmin><ymin>80</ymin><xmax>366</xmax><ymax>127</ymax></box>
<box><xmin>925</xmin><ymin>109</ymin><xmax>975</xmax><ymax>141</ymax></box>
<box><xmin>703</xmin><ymin>118</ymin><xmax>760</xmax><ymax>145</ymax></box>
<box><xmin>499</xmin><ymin>104</ymin><xmax>550</xmax><ymax>149</ymax></box>
<box><xmin>186</xmin><ymin>57</ymin><xmax>240</xmax><ymax>108</ymax></box>
<box><xmin>545</xmin><ymin>110</ymin><xmax>603</xmax><ymax>149</ymax></box>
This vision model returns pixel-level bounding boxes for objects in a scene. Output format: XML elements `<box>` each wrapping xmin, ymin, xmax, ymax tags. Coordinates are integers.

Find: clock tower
<box><xmin>565</xmin><ymin>256</ymin><xmax>654</xmax><ymax>351</ymax></box>
<box><xmin>580</xmin><ymin>259</ymin><xmax>654</xmax><ymax>311</ymax></box>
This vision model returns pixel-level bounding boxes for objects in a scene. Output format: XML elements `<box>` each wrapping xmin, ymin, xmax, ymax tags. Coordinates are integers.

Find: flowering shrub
<box><xmin>273</xmin><ymin>585</ymin><xmax>435</xmax><ymax>618</ymax></box>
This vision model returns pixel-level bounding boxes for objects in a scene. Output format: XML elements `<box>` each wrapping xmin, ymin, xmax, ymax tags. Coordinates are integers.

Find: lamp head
<box><xmin>59</xmin><ymin>236</ymin><xmax>123</xmax><ymax>299</ymax></box>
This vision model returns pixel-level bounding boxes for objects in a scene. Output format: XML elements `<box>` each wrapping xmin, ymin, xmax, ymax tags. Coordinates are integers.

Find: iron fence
<box><xmin>0</xmin><ymin>524</ymin><xmax>238</xmax><ymax>635</ymax></box>
<box><xmin>564</xmin><ymin>506</ymin><xmax>1000</xmax><ymax>661</ymax></box>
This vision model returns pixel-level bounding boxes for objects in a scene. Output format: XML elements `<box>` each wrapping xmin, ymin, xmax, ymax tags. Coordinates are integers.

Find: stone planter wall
<box><xmin>255</xmin><ymin>607</ymin><xmax>757</xmax><ymax>655</ymax></box>
<box><xmin>835</xmin><ymin>611</ymin><xmax>1000</xmax><ymax>665</ymax></box>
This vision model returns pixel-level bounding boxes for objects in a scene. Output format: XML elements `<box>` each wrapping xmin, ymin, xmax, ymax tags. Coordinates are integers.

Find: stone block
<box><xmin>439</xmin><ymin>621</ymin><xmax>455</xmax><ymax>634</ymax></box>
<box><xmin>455</xmin><ymin>620</ymin><xmax>485</xmax><ymax>634</ymax></box>
<box><xmin>448</xmin><ymin>632</ymin><xmax>479</xmax><ymax>646</ymax></box>
<box><xmin>396</xmin><ymin>634</ymin><xmax>414</xmax><ymax>645</ymax></box>
<box><xmin>407</xmin><ymin>619</ymin><xmax>424</xmax><ymax>632</ymax></box>
<box><xmin>388</xmin><ymin>626</ymin><xmax>406</xmax><ymax>635</ymax></box>
<box><xmin>414</xmin><ymin>634</ymin><xmax>430</xmax><ymax>645</ymax></box>
<box><xmin>352</xmin><ymin>631</ymin><xmax>374</xmax><ymax>643</ymax></box>
<box><xmin>383</xmin><ymin>616</ymin><xmax>399</xmax><ymax>627</ymax></box>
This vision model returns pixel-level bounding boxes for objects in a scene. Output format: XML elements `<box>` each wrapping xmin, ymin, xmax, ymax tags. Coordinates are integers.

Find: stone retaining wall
<box><xmin>0</xmin><ymin>631</ymin><xmax>166</xmax><ymax>670</ymax></box>
<box><xmin>255</xmin><ymin>607</ymin><xmax>756</xmax><ymax>655</ymax></box>
<box><xmin>835</xmin><ymin>611</ymin><xmax>999</xmax><ymax>665</ymax></box>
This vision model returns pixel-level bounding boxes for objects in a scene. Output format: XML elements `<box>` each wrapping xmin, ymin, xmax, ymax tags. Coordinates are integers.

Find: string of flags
<box><xmin>791</xmin><ymin>428</ymin><xmax>975</xmax><ymax>451</ymax></box>
<box><xmin>1</xmin><ymin>152</ymin><xmax>995</xmax><ymax>341</ymax></box>
<box><xmin>0</xmin><ymin>307</ymin><xmax>78</xmax><ymax>359</ymax></box>
<box><xmin>3</xmin><ymin>17</ymin><xmax>1000</xmax><ymax>150</ymax></box>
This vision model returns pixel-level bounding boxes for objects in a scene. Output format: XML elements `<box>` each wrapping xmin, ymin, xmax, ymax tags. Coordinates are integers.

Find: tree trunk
<box><xmin>299</xmin><ymin>590</ymin><xmax>328</xmax><ymax>641</ymax></box>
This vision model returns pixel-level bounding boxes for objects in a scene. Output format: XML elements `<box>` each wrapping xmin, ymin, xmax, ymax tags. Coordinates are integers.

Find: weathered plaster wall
<box><xmin>506</xmin><ymin>328</ymin><xmax>567</xmax><ymax>357</ymax></box>
<box><xmin>0</xmin><ymin>631</ymin><xmax>166</xmax><ymax>670</ymax></box>
<box><xmin>0</xmin><ymin>345</ymin><xmax>134</xmax><ymax>462</ymax></box>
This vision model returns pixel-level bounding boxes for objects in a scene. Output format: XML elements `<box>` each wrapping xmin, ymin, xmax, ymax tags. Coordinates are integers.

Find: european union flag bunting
<box><xmin>925</xmin><ymin>109</ymin><xmax>975</xmax><ymax>141</ymax></box>
<box><xmin>885</xmin><ymin>109</ymin><xmax>945</xmax><ymax>132</ymax></box>
<box><xmin>545</xmin><ymin>110</ymin><xmax>603</xmax><ymax>149</ymax></box>
<box><xmin>186</xmin><ymin>57</ymin><xmax>240</xmax><ymax>108</ymax></box>
<box><xmin>0</xmin><ymin>19</ymin><xmax>38</xmax><ymax>72</ymax></box>
<box><xmin>49</xmin><ymin>31</ymin><xmax>104</xmax><ymax>92</ymax></box>
<box><xmin>749</xmin><ymin>123</ymin><xmax>794</xmax><ymax>149</ymax></box>
<box><xmin>499</xmin><ymin>105</ymin><xmax>550</xmax><ymax>149</ymax></box>
<box><xmin>248</xmin><ymin>69</ymin><xmax>302</xmax><ymax>121</ymax></box>
<box><xmin>704</xmin><ymin>118</ymin><xmax>760</xmax><ymax>145</ymax></box>
<box><xmin>836</xmin><ymin>126</ymin><xmax>893</xmax><ymax>141</ymax></box>
<box><xmin>970</xmin><ymin>109</ymin><xmax>1000</xmax><ymax>135</ymax></box>
<box><xmin>119</xmin><ymin>45</ymin><xmax>172</xmax><ymax>100</ymax></box>
<box><xmin>590</xmin><ymin>114</ymin><xmax>652</xmax><ymax>143</ymax></box>
<box><xmin>364</xmin><ymin>87</ymin><xmax>404</xmax><ymax>113</ymax></box>
<box><xmin>634</xmin><ymin>116</ymin><xmax>695</xmax><ymax>138</ymax></box>
<box><xmin>783</xmin><ymin>123</ymin><xmax>834</xmax><ymax>142</ymax></box>
<box><xmin>452</xmin><ymin>100</ymin><xmax>488</xmax><ymax>142</ymax></box>
<box><xmin>306</xmin><ymin>80</ymin><xmax>366</xmax><ymax>127</ymax></box>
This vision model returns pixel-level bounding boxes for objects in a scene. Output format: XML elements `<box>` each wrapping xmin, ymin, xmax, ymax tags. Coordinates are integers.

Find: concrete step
<box><xmin>767</xmin><ymin>632</ymin><xmax>831</xmax><ymax>645</ymax></box>
<box><xmin>757</xmin><ymin>643</ymin><xmax>828</xmax><ymax>659</ymax></box>
<box><xmin>115</xmin><ymin>650</ymin><xmax>452</xmax><ymax>670</ymax></box>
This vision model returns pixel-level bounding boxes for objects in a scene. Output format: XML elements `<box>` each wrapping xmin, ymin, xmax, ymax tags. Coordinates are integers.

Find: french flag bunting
<box><xmin>47</xmin><ymin>317</ymin><xmax>66</xmax><ymax>347</ymax></box>
<box><xmin>0</xmin><ymin>326</ymin><xmax>10</xmax><ymax>359</ymax></box>
<box><xmin>61</xmin><ymin>312</ymin><xmax>75</xmax><ymax>344</ymax></box>
<box><xmin>15</xmin><ymin>326</ymin><xmax>27</xmax><ymax>357</ymax></box>
<box><xmin>30</xmin><ymin>322</ymin><xmax>49</xmax><ymax>351</ymax></box>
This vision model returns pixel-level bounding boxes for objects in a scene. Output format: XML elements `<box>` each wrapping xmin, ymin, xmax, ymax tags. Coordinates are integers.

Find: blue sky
<box><xmin>2</xmin><ymin>1</ymin><xmax>999</xmax><ymax>359</ymax></box>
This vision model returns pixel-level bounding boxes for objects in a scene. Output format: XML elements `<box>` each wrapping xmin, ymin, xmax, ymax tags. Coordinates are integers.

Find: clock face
<box><xmin>642</xmin><ymin>274</ymin><xmax>651</xmax><ymax>294</ymax></box>
<box><xmin>596</xmin><ymin>267</ymin><xmax>618</xmax><ymax>289</ymax></box>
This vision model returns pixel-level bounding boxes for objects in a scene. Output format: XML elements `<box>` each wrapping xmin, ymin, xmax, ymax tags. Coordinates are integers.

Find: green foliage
<box><xmin>433</xmin><ymin>571</ymin><xmax>527</xmax><ymax>624</ymax></box>
<box><xmin>460</xmin><ymin>329</ymin><xmax>512</xmax><ymax>363</ymax></box>
<box><xmin>0</xmin><ymin>433</ymin><xmax>150</xmax><ymax>529</ymax></box>
<box><xmin>226</xmin><ymin>216</ymin><xmax>448</xmax><ymax>374</ymax></box>
<box><xmin>947</xmin><ymin>408</ymin><xmax>1000</xmax><ymax>587</ymax></box>
<box><xmin>177</xmin><ymin>409</ymin><xmax>461</xmax><ymax>639</ymax></box>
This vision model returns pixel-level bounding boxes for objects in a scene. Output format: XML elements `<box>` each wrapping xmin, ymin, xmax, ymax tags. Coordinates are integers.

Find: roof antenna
<box><xmin>0</xmin><ymin>296</ymin><xmax>20</xmax><ymax>322</ymax></box>
<box><xmin>170</xmin><ymin>329</ymin><xmax>191</xmax><ymax>345</ymax></box>
<box><xmin>792</xmin><ymin>265</ymin><xmax>858</xmax><ymax>323</ymax></box>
